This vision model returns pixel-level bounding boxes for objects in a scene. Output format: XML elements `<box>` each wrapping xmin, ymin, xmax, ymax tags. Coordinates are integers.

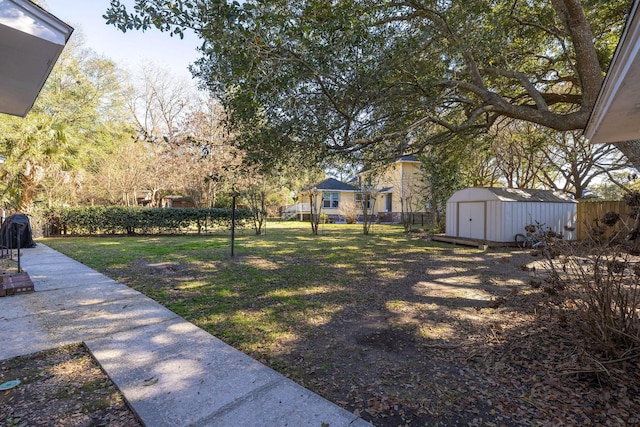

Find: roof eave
<box><xmin>584</xmin><ymin>0</ymin><xmax>640</xmax><ymax>144</ymax></box>
<box><xmin>0</xmin><ymin>0</ymin><xmax>74</xmax><ymax>117</ymax></box>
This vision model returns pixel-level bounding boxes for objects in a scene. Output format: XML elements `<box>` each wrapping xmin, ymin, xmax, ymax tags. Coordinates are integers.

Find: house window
<box><xmin>385</xmin><ymin>194</ymin><xmax>392</xmax><ymax>212</ymax></box>
<box><xmin>355</xmin><ymin>193</ymin><xmax>372</xmax><ymax>209</ymax></box>
<box><xmin>323</xmin><ymin>192</ymin><xmax>339</xmax><ymax>208</ymax></box>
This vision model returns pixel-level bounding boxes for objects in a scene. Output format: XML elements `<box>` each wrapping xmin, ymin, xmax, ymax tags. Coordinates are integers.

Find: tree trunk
<box><xmin>18</xmin><ymin>173</ymin><xmax>36</xmax><ymax>213</ymax></box>
<box><xmin>310</xmin><ymin>192</ymin><xmax>320</xmax><ymax>235</ymax></box>
<box><xmin>550</xmin><ymin>0</ymin><xmax>604</xmax><ymax>110</ymax></box>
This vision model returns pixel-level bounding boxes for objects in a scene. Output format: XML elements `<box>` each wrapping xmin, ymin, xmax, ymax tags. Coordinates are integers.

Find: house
<box><xmin>161</xmin><ymin>195</ymin><xmax>197</xmax><ymax>209</ymax></box>
<box><xmin>288</xmin><ymin>156</ymin><xmax>427</xmax><ymax>223</ymax></box>
<box><xmin>283</xmin><ymin>178</ymin><xmax>359</xmax><ymax>221</ymax></box>
<box><xmin>365</xmin><ymin>155</ymin><xmax>426</xmax><ymax>223</ymax></box>
<box><xmin>0</xmin><ymin>0</ymin><xmax>73</xmax><ymax>117</ymax></box>
<box><xmin>584</xmin><ymin>0</ymin><xmax>640</xmax><ymax>158</ymax></box>
<box><xmin>445</xmin><ymin>188</ymin><xmax>577</xmax><ymax>243</ymax></box>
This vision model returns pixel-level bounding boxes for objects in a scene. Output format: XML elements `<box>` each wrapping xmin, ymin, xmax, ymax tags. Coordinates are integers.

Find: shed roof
<box><xmin>448</xmin><ymin>188</ymin><xmax>576</xmax><ymax>203</ymax></box>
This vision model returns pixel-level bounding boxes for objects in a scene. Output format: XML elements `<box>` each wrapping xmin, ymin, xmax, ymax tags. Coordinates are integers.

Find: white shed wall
<box><xmin>445</xmin><ymin>200</ymin><xmax>503</xmax><ymax>241</ymax></box>
<box><xmin>500</xmin><ymin>202</ymin><xmax>576</xmax><ymax>241</ymax></box>
<box><xmin>445</xmin><ymin>201</ymin><xmax>457</xmax><ymax>237</ymax></box>
<box><xmin>485</xmin><ymin>200</ymin><xmax>502</xmax><ymax>241</ymax></box>
<box><xmin>446</xmin><ymin>198</ymin><xmax>577</xmax><ymax>242</ymax></box>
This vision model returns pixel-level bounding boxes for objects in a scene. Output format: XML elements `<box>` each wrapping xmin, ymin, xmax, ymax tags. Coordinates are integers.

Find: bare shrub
<box><xmin>338</xmin><ymin>200</ymin><xmax>359</xmax><ymax>224</ymax></box>
<box><xmin>601</xmin><ymin>211</ymin><xmax>620</xmax><ymax>227</ymax></box>
<box><xmin>559</xmin><ymin>244</ymin><xmax>640</xmax><ymax>357</ymax></box>
<box><xmin>539</xmin><ymin>197</ymin><xmax>640</xmax><ymax>360</ymax></box>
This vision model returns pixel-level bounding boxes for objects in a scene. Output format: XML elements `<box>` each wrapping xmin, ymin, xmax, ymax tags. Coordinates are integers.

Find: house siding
<box><xmin>373</xmin><ymin>161</ymin><xmax>425</xmax><ymax>215</ymax></box>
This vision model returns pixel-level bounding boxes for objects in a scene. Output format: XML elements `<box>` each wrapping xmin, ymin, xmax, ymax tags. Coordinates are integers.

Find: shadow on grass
<box><xmin>44</xmin><ymin>223</ymin><xmax>611</xmax><ymax>426</ymax></box>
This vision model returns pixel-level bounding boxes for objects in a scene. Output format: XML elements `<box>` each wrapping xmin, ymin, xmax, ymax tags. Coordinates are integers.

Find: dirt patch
<box><xmin>0</xmin><ymin>343</ymin><xmax>141</xmax><ymax>427</ymax></box>
<box><xmin>355</xmin><ymin>326</ymin><xmax>419</xmax><ymax>351</ymax></box>
<box><xmin>268</xmin><ymin>249</ymin><xmax>640</xmax><ymax>426</ymax></box>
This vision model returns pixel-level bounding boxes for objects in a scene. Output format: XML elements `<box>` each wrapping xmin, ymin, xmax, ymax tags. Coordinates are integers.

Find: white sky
<box><xmin>42</xmin><ymin>0</ymin><xmax>201</xmax><ymax>83</ymax></box>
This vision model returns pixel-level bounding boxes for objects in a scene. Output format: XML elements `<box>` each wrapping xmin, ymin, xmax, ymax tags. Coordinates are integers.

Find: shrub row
<box><xmin>44</xmin><ymin>206</ymin><xmax>253</xmax><ymax>235</ymax></box>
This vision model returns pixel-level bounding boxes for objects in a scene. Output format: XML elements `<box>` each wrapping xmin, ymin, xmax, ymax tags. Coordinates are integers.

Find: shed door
<box><xmin>458</xmin><ymin>202</ymin><xmax>485</xmax><ymax>240</ymax></box>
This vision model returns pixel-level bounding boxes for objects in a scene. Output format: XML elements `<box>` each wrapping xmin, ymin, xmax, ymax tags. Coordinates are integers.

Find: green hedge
<box><xmin>44</xmin><ymin>206</ymin><xmax>253</xmax><ymax>235</ymax></box>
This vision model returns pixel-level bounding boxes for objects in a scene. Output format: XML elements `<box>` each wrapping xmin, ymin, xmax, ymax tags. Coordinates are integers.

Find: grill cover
<box><xmin>0</xmin><ymin>214</ymin><xmax>36</xmax><ymax>249</ymax></box>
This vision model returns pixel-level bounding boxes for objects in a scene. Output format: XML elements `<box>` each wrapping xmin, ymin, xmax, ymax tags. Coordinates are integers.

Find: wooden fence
<box><xmin>576</xmin><ymin>200</ymin><xmax>634</xmax><ymax>240</ymax></box>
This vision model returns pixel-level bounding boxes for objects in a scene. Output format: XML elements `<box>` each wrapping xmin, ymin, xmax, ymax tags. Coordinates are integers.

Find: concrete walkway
<box><xmin>0</xmin><ymin>244</ymin><xmax>371</xmax><ymax>427</ymax></box>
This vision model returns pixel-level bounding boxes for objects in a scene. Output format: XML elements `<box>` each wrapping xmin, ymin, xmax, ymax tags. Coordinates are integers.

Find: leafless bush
<box><xmin>624</xmin><ymin>191</ymin><xmax>640</xmax><ymax>207</ymax></box>
<box><xmin>543</xmin><ymin>199</ymin><xmax>640</xmax><ymax>359</ymax></box>
<box><xmin>601</xmin><ymin>211</ymin><xmax>620</xmax><ymax>227</ymax></box>
<box><xmin>559</xmin><ymin>244</ymin><xmax>640</xmax><ymax>358</ymax></box>
<box><xmin>338</xmin><ymin>200</ymin><xmax>358</xmax><ymax>224</ymax></box>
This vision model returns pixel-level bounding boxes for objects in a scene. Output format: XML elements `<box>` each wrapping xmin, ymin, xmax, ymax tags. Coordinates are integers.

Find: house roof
<box><xmin>448</xmin><ymin>187</ymin><xmax>576</xmax><ymax>204</ymax></box>
<box><xmin>355</xmin><ymin>154</ymin><xmax>422</xmax><ymax>178</ymax></box>
<box><xmin>395</xmin><ymin>155</ymin><xmax>420</xmax><ymax>163</ymax></box>
<box><xmin>584</xmin><ymin>0</ymin><xmax>640</xmax><ymax>161</ymax></box>
<box><xmin>304</xmin><ymin>178</ymin><xmax>357</xmax><ymax>192</ymax></box>
<box><xmin>0</xmin><ymin>0</ymin><xmax>73</xmax><ymax>117</ymax></box>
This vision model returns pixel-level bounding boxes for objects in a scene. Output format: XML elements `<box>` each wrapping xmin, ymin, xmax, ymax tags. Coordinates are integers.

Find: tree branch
<box><xmin>481</xmin><ymin>67</ymin><xmax>549</xmax><ymax>111</ymax></box>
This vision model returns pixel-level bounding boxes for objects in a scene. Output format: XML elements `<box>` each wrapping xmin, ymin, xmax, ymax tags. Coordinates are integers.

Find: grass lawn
<box><xmin>40</xmin><ymin>221</ymin><xmax>640</xmax><ymax>426</ymax></box>
<box><xmin>42</xmin><ymin>222</ymin><xmax>449</xmax><ymax>356</ymax></box>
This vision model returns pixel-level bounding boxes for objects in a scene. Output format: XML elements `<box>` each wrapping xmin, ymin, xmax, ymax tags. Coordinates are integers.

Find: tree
<box><xmin>420</xmin><ymin>134</ymin><xmax>501</xmax><ymax>201</ymax></box>
<box><xmin>265</xmin><ymin>159</ymin><xmax>325</xmax><ymax>217</ymax></box>
<box><xmin>87</xmin><ymin>134</ymin><xmax>150</xmax><ymax>206</ymax></box>
<box><xmin>590</xmin><ymin>172</ymin><xmax>640</xmax><ymax>200</ymax></box>
<box><xmin>489</xmin><ymin>119</ymin><xmax>550</xmax><ymax>189</ymax></box>
<box><xmin>104</xmin><ymin>0</ymin><xmax>631</xmax><ymax>159</ymax></box>
<box><xmin>177</xmin><ymin>96</ymin><xmax>241</xmax><ymax>208</ymax></box>
<box><xmin>420</xmin><ymin>146</ymin><xmax>465</xmax><ymax>230</ymax></box>
<box><xmin>537</xmin><ymin>130</ymin><xmax>628</xmax><ymax>199</ymax></box>
<box><xmin>459</xmin><ymin>141</ymin><xmax>502</xmax><ymax>188</ymax></box>
<box><xmin>0</xmin><ymin>37</ymin><xmax>129</xmax><ymax>212</ymax></box>
<box><xmin>308</xmin><ymin>188</ymin><xmax>322</xmax><ymax>235</ymax></box>
<box><xmin>242</xmin><ymin>172</ymin><xmax>268</xmax><ymax>235</ymax></box>
<box><xmin>127</xmin><ymin>65</ymin><xmax>198</xmax><ymax>206</ymax></box>
<box><xmin>351</xmin><ymin>174</ymin><xmax>379</xmax><ymax>235</ymax></box>
<box><xmin>130</xmin><ymin>64</ymin><xmax>194</xmax><ymax>145</ymax></box>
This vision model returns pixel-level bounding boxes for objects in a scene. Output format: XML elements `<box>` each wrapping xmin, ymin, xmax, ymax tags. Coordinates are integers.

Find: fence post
<box><xmin>231</xmin><ymin>195</ymin><xmax>236</xmax><ymax>257</ymax></box>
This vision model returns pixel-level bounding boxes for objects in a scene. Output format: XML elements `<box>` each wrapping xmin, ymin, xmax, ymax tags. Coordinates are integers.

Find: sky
<box><xmin>42</xmin><ymin>0</ymin><xmax>201</xmax><ymax>84</ymax></box>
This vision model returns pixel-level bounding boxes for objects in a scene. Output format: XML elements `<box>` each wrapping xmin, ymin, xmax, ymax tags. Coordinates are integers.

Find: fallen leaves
<box><xmin>0</xmin><ymin>344</ymin><xmax>141</xmax><ymax>427</ymax></box>
<box><xmin>142</xmin><ymin>376</ymin><xmax>159</xmax><ymax>386</ymax></box>
<box><xmin>41</xmin><ymin>232</ymin><xmax>640</xmax><ymax>427</ymax></box>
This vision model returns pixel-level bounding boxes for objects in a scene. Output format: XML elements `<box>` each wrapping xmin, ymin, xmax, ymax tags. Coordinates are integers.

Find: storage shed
<box><xmin>446</xmin><ymin>188</ymin><xmax>577</xmax><ymax>243</ymax></box>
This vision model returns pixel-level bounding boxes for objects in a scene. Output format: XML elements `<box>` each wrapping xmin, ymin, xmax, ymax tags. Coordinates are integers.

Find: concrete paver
<box><xmin>1</xmin><ymin>244</ymin><xmax>371</xmax><ymax>427</ymax></box>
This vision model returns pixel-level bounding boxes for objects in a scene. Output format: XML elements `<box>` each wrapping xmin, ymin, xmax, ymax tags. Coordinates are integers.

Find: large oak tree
<box><xmin>105</xmin><ymin>0</ymin><xmax>631</xmax><ymax>158</ymax></box>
